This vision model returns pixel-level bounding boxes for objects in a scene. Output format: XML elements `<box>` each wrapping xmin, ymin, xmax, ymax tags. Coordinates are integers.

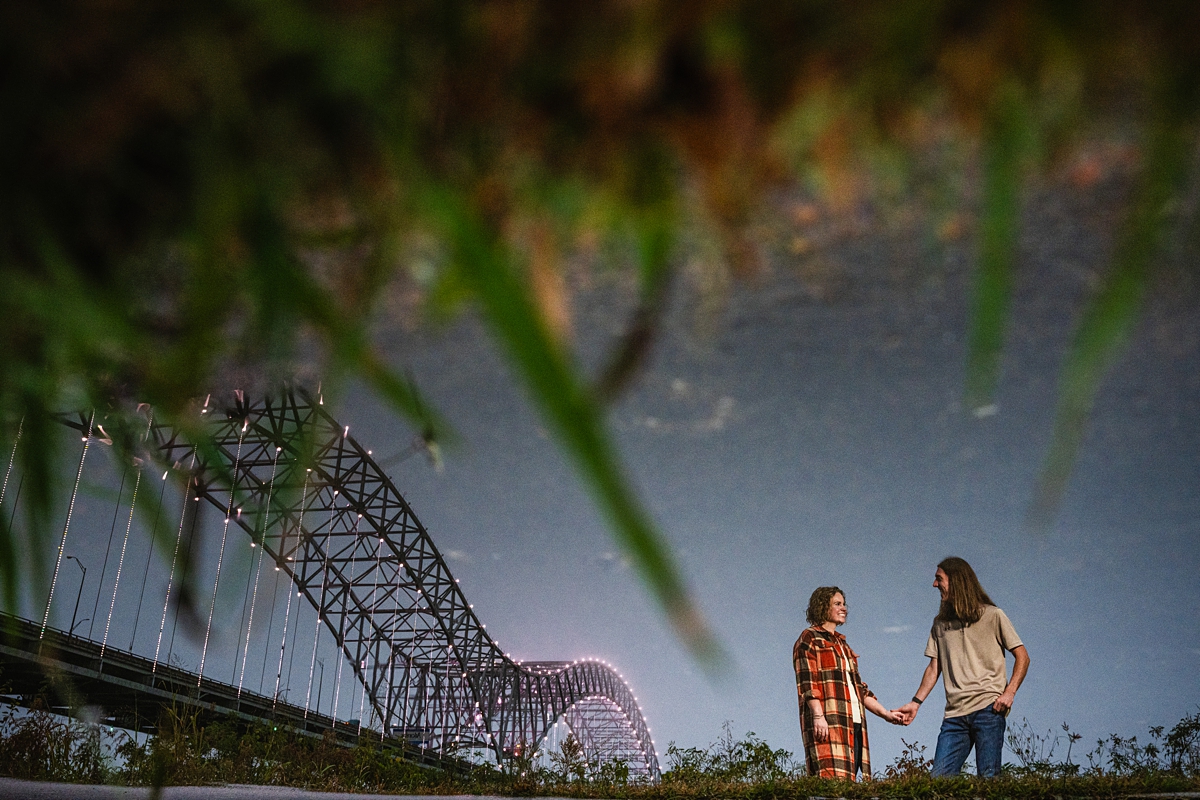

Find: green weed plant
<box><xmin>0</xmin><ymin>699</ymin><xmax>115</xmax><ymax>785</ymax></box>
<box><xmin>2</xmin><ymin>703</ymin><xmax>1199</xmax><ymax>797</ymax></box>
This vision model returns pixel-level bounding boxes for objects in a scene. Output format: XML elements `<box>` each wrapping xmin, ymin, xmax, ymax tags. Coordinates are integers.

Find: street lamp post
<box><xmin>65</xmin><ymin>555</ymin><xmax>87</xmax><ymax>637</ymax></box>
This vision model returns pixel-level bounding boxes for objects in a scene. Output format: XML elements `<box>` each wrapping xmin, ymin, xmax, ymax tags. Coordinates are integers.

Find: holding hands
<box><xmin>892</xmin><ymin>701</ymin><xmax>920</xmax><ymax>725</ymax></box>
<box><xmin>815</xmin><ymin>702</ymin><xmax>906</xmax><ymax>733</ymax></box>
<box><xmin>862</xmin><ymin>694</ymin><xmax>906</xmax><ymax>726</ymax></box>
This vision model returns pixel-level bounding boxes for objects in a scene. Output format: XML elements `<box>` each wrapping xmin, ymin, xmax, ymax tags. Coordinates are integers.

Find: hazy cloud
<box><xmin>697</xmin><ymin>396</ymin><xmax>736</xmax><ymax>432</ymax></box>
<box><xmin>972</xmin><ymin>404</ymin><xmax>999</xmax><ymax>419</ymax></box>
<box><xmin>596</xmin><ymin>551</ymin><xmax>631</xmax><ymax>571</ymax></box>
<box><xmin>883</xmin><ymin>624</ymin><xmax>912</xmax><ymax>634</ymax></box>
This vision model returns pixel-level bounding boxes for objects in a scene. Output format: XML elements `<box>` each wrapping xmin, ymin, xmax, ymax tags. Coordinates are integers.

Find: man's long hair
<box><xmin>936</xmin><ymin>557</ymin><xmax>994</xmax><ymax>624</ymax></box>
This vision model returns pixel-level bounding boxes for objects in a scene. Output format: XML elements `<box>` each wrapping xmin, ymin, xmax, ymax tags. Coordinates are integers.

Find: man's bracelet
<box><xmin>911</xmin><ymin>696</ymin><xmax>923</xmax><ymax>705</ymax></box>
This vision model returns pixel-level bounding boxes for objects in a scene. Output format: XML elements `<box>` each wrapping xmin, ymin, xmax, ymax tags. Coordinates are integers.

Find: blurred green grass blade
<box><xmin>593</xmin><ymin>208</ymin><xmax>676</xmax><ymax>404</ymax></box>
<box><xmin>965</xmin><ymin>85</ymin><xmax>1029</xmax><ymax>412</ymax></box>
<box><xmin>11</xmin><ymin>405</ymin><xmax>60</xmax><ymax>616</ymax></box>
<box><xmin>0</xmin><ymin>237</ymin><xmax>136</xmax><ymax>614</ymax></box>
<box><xmin>0</xmin><ymin>419</ymin><xmax>22</xmax><ymax>617</ymax></box>
<box><xmin>1027</xmin><ymin>121</ymin><xmax>1194</xmax><ymax>531</ymax></box>
<box><xmin>242</xmin><ymin>205</ymin><xmax>455</xmax><ymax>448</ymax></box>
<box><xmin>427</xmin><ymin>187</ymin><xmax>724</xmax><ymax>667</ymax></box>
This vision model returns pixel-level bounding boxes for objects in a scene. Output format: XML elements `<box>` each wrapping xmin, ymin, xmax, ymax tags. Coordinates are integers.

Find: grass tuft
<box><xmin>2</xmin><ymin>701</ymin><xmax>1198</xmax><ymax>797</ymax></box>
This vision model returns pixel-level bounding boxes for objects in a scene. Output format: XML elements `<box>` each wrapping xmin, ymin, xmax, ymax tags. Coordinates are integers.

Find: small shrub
<box><xmin>1162</xmin><ymin>710</ymin><xmax>1200</xmax><ymax>777</ymax></box>
<box><xmin>549</xmin><ymin>733</ymin><xmax>588</xmax><ymax>782</ymax></box>
<box><xmin>882</xmin><ymin>737</ymin><xmax>933</xmax><ymax>780</ymax></box>
<box><xmin>663</xmin><ymin>721</ymin><xmax>799</xmax><ymax>785</ymax></box>
<box><xmin>0</xmin><ymin>699</ymin><xmax>119</xmax><ymax>783</ymax></box>
<box><xmin>1005</xmin><ymin>718</ymin><xmax>1082</xmax><ymax>777</ymax></box>
<box><xmin>591</xmin><ymin>756</ymin><xmax>630</xmax><ymax>787</ymax></box>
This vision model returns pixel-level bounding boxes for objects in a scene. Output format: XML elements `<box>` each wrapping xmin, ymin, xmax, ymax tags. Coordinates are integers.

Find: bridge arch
<box><xmin>132</xmin><ymin>390</ymin><xmax>660</xmax><ymax>778</ymax></box>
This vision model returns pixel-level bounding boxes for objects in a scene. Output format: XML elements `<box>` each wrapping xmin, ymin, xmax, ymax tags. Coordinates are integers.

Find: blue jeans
<box><xmin>932</xmin><ymin>706</ymin><xmax>1007</xmax><ymax>777</ymax></box>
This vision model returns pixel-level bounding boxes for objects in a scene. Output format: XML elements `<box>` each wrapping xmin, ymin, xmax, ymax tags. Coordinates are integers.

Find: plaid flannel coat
<box><xmin>793</xmin><ymin>626</ymin><xmax>874</xmax><ymax>780</ymax></box>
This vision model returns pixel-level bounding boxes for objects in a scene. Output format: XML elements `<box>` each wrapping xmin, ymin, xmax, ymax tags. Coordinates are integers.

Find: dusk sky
<box><xmin>334</xmin><ymin>173</ymin><xmax>1200</xmax><ymax>770</ymax></box>
<box><xmin>17</xmin><ymin>167</ymin><xmax>1200</xmax><ymax>773</ymax></box>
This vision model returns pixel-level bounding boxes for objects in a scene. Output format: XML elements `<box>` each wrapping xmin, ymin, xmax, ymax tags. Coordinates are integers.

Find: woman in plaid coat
<box><xmin>794</xmin><ymin>586</ymin><xmax>901</xmax><ymax>780</ymax></box>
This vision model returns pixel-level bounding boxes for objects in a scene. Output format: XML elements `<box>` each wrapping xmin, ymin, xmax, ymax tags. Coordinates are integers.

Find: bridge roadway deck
<box><xmin>0</xmin><ymin>612</ymin><xmax>461</xmax><ymax>772</ymax></box>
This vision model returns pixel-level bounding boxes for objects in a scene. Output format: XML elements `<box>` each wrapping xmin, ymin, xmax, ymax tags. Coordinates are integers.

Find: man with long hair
<box><xmin>894</xmin><ymin>557</ymin><xmax>1030</xmax><ymax>777</ymax></box>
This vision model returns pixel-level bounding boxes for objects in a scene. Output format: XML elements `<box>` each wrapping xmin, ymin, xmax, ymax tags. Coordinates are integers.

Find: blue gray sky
<box><xmin>340</xmin><ymin>176</ymin><xmax>1200</xmax><ymax>770</ymax></box>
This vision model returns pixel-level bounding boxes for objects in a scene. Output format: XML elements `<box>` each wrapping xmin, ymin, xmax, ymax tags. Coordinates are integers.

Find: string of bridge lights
<box><xmin>14</xmin><ymin>395</ymin><xmax>659</xmax><ymax>776</ymax></box>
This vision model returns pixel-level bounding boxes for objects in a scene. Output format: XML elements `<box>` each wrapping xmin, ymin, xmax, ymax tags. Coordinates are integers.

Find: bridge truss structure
<box><xmin>57</xmin><ymin>391</ymin><xmax>659</xmax><ymax>778</ymax></box>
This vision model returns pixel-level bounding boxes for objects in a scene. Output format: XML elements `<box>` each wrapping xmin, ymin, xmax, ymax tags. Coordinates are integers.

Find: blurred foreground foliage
<box><xmin>2</xmin><ymin>0</ymin><xmax>1200</xmax><ymax>655</ymax></box>
<box><xmin>2</xmin><ymin>700</ymin><xmax>1198</xmax><ymax>797</ymax></box>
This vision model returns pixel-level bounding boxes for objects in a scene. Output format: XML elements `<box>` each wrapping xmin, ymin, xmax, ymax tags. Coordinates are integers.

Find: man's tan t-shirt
<box><xmin>924</xmin><ymin>605</ymin><xmax>1022</xmax><ymax>718</ymax></box>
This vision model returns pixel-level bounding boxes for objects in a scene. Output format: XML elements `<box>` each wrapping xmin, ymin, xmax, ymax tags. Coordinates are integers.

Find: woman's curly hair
<box><xmin>806</xmin><ymin>585</ymin><xmax>844</xmax><ymax>626</ymax></box>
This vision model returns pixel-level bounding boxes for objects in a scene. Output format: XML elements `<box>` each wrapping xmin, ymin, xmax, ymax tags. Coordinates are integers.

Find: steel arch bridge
<box><xmin>64</xmin><ymin>390</ymin><xmax>659</xmax><ymax>778</ymax></box>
